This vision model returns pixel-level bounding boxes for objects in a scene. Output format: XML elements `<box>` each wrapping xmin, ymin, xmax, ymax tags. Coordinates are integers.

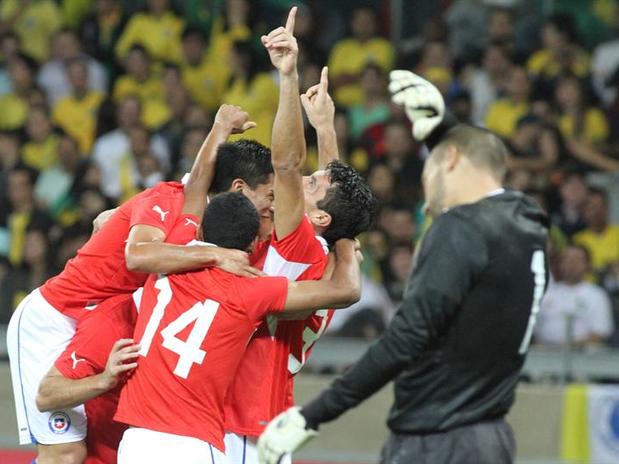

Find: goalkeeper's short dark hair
<box><xmin>202</xmin><ymin>192</ymin><xmax>259</xmax><ymax>251</ymax></box>
<box><xmin>211</xmin><ymin>140</ymin><xmax>274</xmax><ymax>193</ymax></box>
<box><xmin>317</xmin><ymin>160</ymin><xmax>378</xmax><ymax>246</ymax></box>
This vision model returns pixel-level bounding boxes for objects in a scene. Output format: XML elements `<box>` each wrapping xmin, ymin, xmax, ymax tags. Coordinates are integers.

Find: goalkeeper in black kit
<box><xmin>257</xmin><ymin>71</ymin><xmax>550</xmax><ymax>464</ymax></box>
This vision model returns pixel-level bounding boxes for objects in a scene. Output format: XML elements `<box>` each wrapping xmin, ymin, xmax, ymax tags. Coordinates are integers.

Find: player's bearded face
<box><xmin>422</xmin><ymin>158</ymin><xmax>446</xmax><ymax>218</ymax></box>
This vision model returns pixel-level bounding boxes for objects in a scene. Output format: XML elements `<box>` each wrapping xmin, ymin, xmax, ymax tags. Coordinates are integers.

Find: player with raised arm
<box><xmin>114</xmin><ymin>192</ymin><xmax>362</xmax><ymax>464</ymax></box>
<box><xmin>258</xmin><ymin>72</ymin><xmax>550</xmax><ymax>464</ymax></box>
<box><xmin>6</xmin><ymin>105</ymin><xmax>257</xmax><ymax>464</ymax></box>
<box><xmin>223</xmin><ymin>8</ymin><xmax>377</xmax><ymax>464</ymax></box>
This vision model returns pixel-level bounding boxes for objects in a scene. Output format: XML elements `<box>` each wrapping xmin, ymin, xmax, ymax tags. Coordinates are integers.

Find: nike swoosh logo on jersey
<box><xmin>152</xmin><ymin>205</ymin><xmax>170</xmax><ymax>222</ymax></box>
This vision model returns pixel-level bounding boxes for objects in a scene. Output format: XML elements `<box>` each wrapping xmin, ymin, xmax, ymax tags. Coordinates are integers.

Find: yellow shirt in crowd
<box><xmin>53</xmin><ymin>91</ymin><xmax>105</xmax><ymax>154</ymax></box>
<box><xmin>113</xmin><ymin>75</ymin><xmax>171</xmax><ymax>130</ymax></box>
<box><xmin>484</xmin><ymin>99</ymin><xmax>529</xmax><ymax>138</ymax></box>
<box><xmin>527</xmin><ymin>48</ymin><xmax>590</xmax><ymax>79</ymax></box>
<box><xmin>22</xmin><ymin>134</ymin><xmax>60</xmax><ymax>171</ymax></box>
<box><xmin>223</xmin><ymin>73</ymin><xmax>279</xmax><ymax>147</ymax></box>
<box><xmin>574</xmin><ymin>225</ymin><xmax>619</xmax><ymax>272</ymax></box>
<box><xmin>115</xmin><ymin>11</ymin><xmax>185</xmax><ymax>63</ymax></box>
<box><xmin>328</xmin><ymin>37</ymin><xmax>394</xmax><ymax>107</ymax></box>
<box><xmin>558</xmin><ymin>108</ymin><xmax>609</xmax><ymax>145</ymax></box>
<box><xmin>182</xmin><ymin>57</ymin><xmax>230</xmax><ymax>112</ymax></box>
<box><xmin>0</xmin><ymin>0</ymin><xmax>61</xmax><ymax>62</ymax></box>
<box><xmin>0</xmin><ymin>93</ymin><xmax>28</xmax><ymax>130</ymax></box>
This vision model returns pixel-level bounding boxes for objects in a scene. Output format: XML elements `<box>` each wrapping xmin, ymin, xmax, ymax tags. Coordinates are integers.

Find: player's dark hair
<box><xmin>317</xmin><ymin>160</ymin><xmax>378</xmax><ymax>246</ymax></box>
<box><xmin>211</xmin><ymin>140</ymin><xmax>273</xmax><ymax>193</ymax></box>
<box><xmin>202</xmin><ymin>192</ymin><xmax>259</xmax><ymax>251</ymax></box>
<box><xmin>434</xmin><ymin>124</ymin><xmax>508</xmax><ymax>182</ymax></box>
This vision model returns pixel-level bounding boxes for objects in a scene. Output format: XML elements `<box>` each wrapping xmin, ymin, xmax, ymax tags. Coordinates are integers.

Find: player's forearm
<box><xmin>301</xmin><ymin>341</ymin><xmax>403</xmax><ymax>429</ymax></box>
<box><xmin>37</xmin><ymin>373</ymin><xmax>114</xmax><ymax>412</ymax></box>
<box><xmin>272</xmin><ymin>72</ymin><xmax>306</xmax><ymax>171</ymax></box>
<box><xmin>182</xmin><ymin>122</ymin><xmax>232</xmax><ymax>216</ymax></box>
<box><xmin>125</xmin><ymin>242</ymin><xmax>220</xmax><ymax>274</ymax></box>
<box><xmin>316</xmin><ymin>126</ymin><xmax>339</xmax><ymax>169</ymax></box>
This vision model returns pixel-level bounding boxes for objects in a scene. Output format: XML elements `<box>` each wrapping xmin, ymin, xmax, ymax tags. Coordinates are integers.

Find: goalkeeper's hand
<box><xmin>257</xmin><ymin>407</ymin><xmax>318</xmax><ymax>464</ymax></box>
<box><xmin>389</xmin><ymin>70</ymin><xmax>445</xmax><ymax>141</ymax></box>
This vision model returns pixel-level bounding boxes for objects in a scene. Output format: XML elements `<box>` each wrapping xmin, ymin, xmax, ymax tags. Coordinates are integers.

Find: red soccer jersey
<box><xmin>114</xmin><ymin>268</ymin><xmax>289</xmax><ymax>451</ymax></box>
<box><xmin>40</xmin><ymin>182</ymin><xmax>199</xmax><ymax>320</ymax></box>
<box><xmin>224</xmin><ymin>216</ymin><xmax>333</xmax><ymax>436</ymax></box>
<box><xmin>55</xmin><ymin>294</ymin><xmax>138</xmax><ymax>464</ymax></box>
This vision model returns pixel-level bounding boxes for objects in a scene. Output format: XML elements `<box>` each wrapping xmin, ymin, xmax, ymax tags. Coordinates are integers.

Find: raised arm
<box><xmin>36</xmin><ymin>339</ymin><xmax>139</xmax><ymax>412</ymax></box>
<box><xmin>282</xmin><ymin>239</ymin><xmax>361</xmax><ymax>312</ymax></box>
<box><xmin>182</xmin><ymin>104</ymin><xmax>255</xmax><ymax>217</ymax></box>
<box><xmin>301</xmin><ymin>66</ymin><xmax>339</xmax><ymax>168</ymax></box>
<box><xmin>262</xmin><ymin>7</ymin><xmax>307</xmax><ymax>238</ymax></box>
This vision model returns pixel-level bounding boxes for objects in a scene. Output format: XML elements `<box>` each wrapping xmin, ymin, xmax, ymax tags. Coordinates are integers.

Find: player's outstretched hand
<box><xmin>214</xmin><ymin>248</ymin><xmax>264</xmax><ymax>278</ymax></box>
<box><xmin>258</xmin><ymin>407</ymin><xmax>318</xmax><ymax>464</ymax></box>
<box><xmin>261</xmin><ymin>7</ymin><xmax>298</xmax><ymax>76</ymax></box>
<box><xmin>389</xmin><ymin>70</ymin><xmax>445</xmax><ymax>141</ymax></box>
<box><xmin>301</xmin><ymin>66</ymin><xmax>334</xmax><ymax>131</ymax></box>
<box><xmin>101</xmin><ymin>339</ymin><xmax>141</xmax><ymax>390</ymax></box>
<box><xmin>214</xmin><ymin>104</ymin><xmax>256</xmax><ymax>134</ymax></box>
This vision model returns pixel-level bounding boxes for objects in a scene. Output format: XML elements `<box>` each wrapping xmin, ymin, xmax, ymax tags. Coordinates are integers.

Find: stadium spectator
<box><xmin>328</xmin><ymin>5</ymin><xmax>394</xmax><ymax>107</ymax></box>
<box><xmin>0</xmin><ymin>130</ymin><xmax>20</xmax><ymax>204</ymax></box>
<box><xmin>176</xmin><ymin>126</ymin><xmax>208</xmax><ymax>179</ymax></box>
<box><xmin>505</xmin><ymin>114</ymin><xmax>559</xmax><ymax>190</ymax></box>
<box><xmin>113</xmin><ymin>45</ymin><xmax>170</xmax><ymax>130</ymax></box>
<box><xmin>52</xmin><ymin>59</ymin><xmax>105</xmax><ymax>154</ymax></box>
<box><xmin>535</xmin><ymin>244</ymin><xmax>614</xmax><ymax>347</ymax></box>
<box><xmin>180</xmin><ymin>26</ymin><xmax>229</xmax><ymax>112</ymax></box>
<box><xmin>92</xmin><ymin>96</ymin><xmax>170</xmax><ymax>199</ymax></box>
<box><xmin>115</xmin><ymin>0</ymin><xmax>185</xmax><ymax>63</ymax></box>
<box><xmin>37</xmin><ymin>28</ymin><xmax>107</xmax><ymax>106</ymax></box>
<box><xmin>2</xmin><ymin>168</ymin><xmax>53</xmax><ymax>269</ymax></box>
<box><xmin>348</xmin><ymin>64</ymin><xmax>390</xmax><ymax>140</ymax></box>
<box><xmin>574</xmin><ymin>187</ymin><xmax>619</xmax><ymax>276</ymax></box>
<box><xmin>468</xmin><ymin>43</ymin><xmax>511</xmax><ymax>125</ymax></box>
<box><xmin>384</xmin><ymin>244</ymin><xmax>413</xmax><ymax>305</ymax></box>
<box><xmin>21</xmin><ymin>106</ymin><xmax>59</xmax><ymax>171</ymax></box>
<box><xmin>551</xmin><ymin>171</ymin><xmax>589</xmax><ymax>237</ymax></box>
<box><xmin>527</xmin><ymin>13</ymin><xmax>590</xmax><ymax>80</ymax></box>
<box><xmin>0</xmin><ymin>0</ymin><xmax>61</xmax><ymax>63</ymax></box>
<box><xmin>0</xmin><ymin>53</ymin><xmax>38</xmax><ymax>131</ymax></box>
<box><xmin>222</xmin><ymin>40</ymin><xmax>278</xmax><ymax>146</ymax></box>
<box><xmin>33</xmin><ymin>133</ymin><xmax>89</xmax><ymax>223</ymax></box>
<box><xmin>554</xmin><ymin>73</ymin><xmax>609</xmax><ymax>147</ymax></box>
<box><xmin>591</xmin><ymin>10</ymin><xmax>619</xmax><ymax>107</ymax></box>
<box><xmin>0</xmin><ymin>31</ymin><xmax>19</xmax><ymax>95</ymax></box>
<box><xmin>485</xmin><ymin>65</ymin><xmax>531</xmax><ymax>138</ymax></box>
<box><xmin>79</xmin><ymin>0</ymin><xmax>127</xmax><ymax>67</ymax></box>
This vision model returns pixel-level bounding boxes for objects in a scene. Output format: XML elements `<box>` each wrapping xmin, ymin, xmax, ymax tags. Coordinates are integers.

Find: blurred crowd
<box><xmin>0</xmin><ymin>0</ymin><xmax>619</xmax><ymax>348</ymax></box>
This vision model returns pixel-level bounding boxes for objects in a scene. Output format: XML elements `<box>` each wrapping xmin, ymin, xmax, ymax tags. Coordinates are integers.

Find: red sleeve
<box><xmin>271</xmin><ymin>216</ymin><xmax>328</xmax><ymax>263</ymax></box>
<box><xmin>165</xmin><ymin>214</ymin><xmax>200</xmax><ymax>245</ymax></box>
<box><xmin>236</xmin><ymin>276</ymin><xmax>289</xmax><ymax>322</ymax></box>
<box><xmin>129</xmin><ymin>190</ymin><xmax>183</xmax><ymax>236</ymax></box>
<box><xmin>55</xmin><ymin>317</ymin><xmax>108</xmax><ymax>380</ymax></box>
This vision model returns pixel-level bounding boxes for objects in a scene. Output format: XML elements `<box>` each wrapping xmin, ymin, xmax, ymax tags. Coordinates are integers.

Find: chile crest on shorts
<box><xmin>48</xmin><ymin>411</ymin><xmax>71</xmax><ymax>434</ymax></box>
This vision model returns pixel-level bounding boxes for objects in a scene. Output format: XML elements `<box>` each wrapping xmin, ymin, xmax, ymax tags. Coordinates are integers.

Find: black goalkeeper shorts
<box><xmin>380</xmin><ymin>418</ymin><xmax>516</xmax><ymax>464</ymax></box>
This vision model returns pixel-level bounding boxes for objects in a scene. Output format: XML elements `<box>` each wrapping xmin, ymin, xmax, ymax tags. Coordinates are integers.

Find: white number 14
<box><xmin>138</xmin><ymin>276</ymin><xmax>219</xmax><ymax>379</ymax></box>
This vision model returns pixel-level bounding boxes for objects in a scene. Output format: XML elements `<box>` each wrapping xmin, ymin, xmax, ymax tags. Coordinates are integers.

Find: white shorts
<box><xmin>6</xmin><ymin>289</ymin><xmax>86</xmax><ymax>445</ymax></box>
<box><xmin>118</xmin><ymin>428</ymin><xmax>227</xmax><ymax>464</ymax></box>
<box><xmin>224</xmin><ymin>432</ymin><xmax>291</xmax><ymax>464</ymax></box>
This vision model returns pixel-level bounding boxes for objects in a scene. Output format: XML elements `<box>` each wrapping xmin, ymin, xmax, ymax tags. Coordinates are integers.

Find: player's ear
<box><xmin>230</xmin><ymin>178</ymin><xmax>247</xmax><ymax>193</ymax></box>
<box><xmin>308</xmin><ymin>209</ymin><xmax>331</xmax><ymax>229</ymax></box>
<box><xmin>444</xmin><ymin>145</ymin><xmax>460</xmax><ymax>172</ymax></box>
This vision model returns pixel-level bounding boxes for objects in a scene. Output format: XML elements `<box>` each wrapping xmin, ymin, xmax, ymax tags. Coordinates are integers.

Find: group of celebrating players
<box><xmin>8</xmin><ymin>5</ymin><xmax>549</xmax><ymax>464</ymax></box>
<box><xmin>8</xmin><ymin>8</ymin><xmax>377</xmax><ymax>464</ymax></box>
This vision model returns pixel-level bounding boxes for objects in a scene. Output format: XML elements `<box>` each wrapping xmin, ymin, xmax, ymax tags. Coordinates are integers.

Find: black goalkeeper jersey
<box><xmin>302</xmin><ymin>190</ymin><xmax>549</xmax><ymax>433</ymax></box>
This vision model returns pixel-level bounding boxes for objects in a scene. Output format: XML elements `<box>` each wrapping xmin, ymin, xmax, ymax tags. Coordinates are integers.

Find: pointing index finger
<box><xmin>285</xmin><ymin>6</ymin><xmax>297</xmax><ymax>33</ymax></box>
<box><xmin>319</xmin><ymin>66</ymin><xmax>328</xmax><ymax>92</ymax></box>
